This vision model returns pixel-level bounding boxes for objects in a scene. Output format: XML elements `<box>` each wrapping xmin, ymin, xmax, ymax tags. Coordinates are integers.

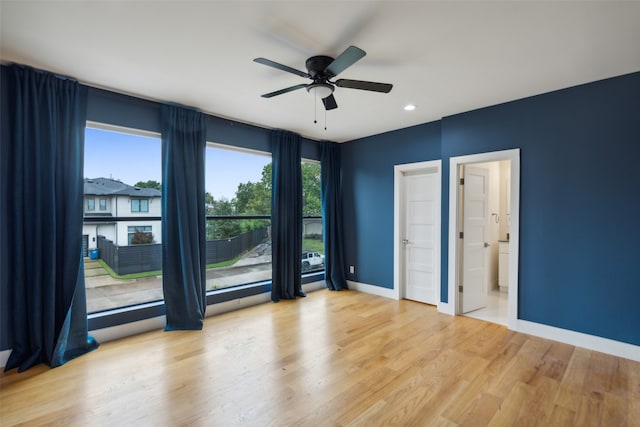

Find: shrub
<box><xmin>131</xmin><ymin>230</ymin><xmax>154</xmax><ymax>245</ymax></box>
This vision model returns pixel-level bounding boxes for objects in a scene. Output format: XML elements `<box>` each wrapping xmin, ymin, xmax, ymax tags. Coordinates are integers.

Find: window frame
<box><xmin>84</xmin><ymin>122</ymin><xmax>163</xmax><ymax>315</ymax></box>
<box><xmin>204</xmin><ymin>142</ymin><xmax>273</xmax><ymax>292</ymax></box>
<box><xmin>131</xmin><ymin>198</ymin><xmax>149</xmax><ymax>213</ymax></box>
<box><xmin>127</xmin><ymin>225</ymin><xmax>153</xmax><ymax>245</ymax></box>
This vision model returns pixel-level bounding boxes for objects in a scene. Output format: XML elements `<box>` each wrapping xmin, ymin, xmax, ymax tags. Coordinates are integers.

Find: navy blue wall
<box><xmin>342</xmin><ymin>72</ymin><xmax>640</xmax><ymax>346</ymax></box>
<box><xmin>341</xmin><ymin>122</ymin><xmax>442</xmax><ymax>288</ymax></box>
<box><xmin>443</xmin><ymin>72</ymin><xmax>640</xmax><ymax>345</ymax></box>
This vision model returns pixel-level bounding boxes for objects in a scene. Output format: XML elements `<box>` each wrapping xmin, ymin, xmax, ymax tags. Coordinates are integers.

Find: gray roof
<box><xmin>84</xmin><ymin>177</ymin><xmax>161</xmax><ymax>197</ymax></box>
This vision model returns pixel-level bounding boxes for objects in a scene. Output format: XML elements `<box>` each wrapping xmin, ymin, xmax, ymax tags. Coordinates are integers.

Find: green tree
<box><xmin>204</xmin><ymin>161</ymin><xmax>321</xmax><ymax>241</ymax></box>
<box><xmin>205</xmin><ymin>191</ymin><xmax>215</xmax><ymax>213</ymax></box>
<box><xmin>302</xmin><ymin>163</ymin><xmax>321</xmax><ymax>216</ymax></box>
<box><xmin>235</xmin><ymin>163</ymin><xmax>272</xmax><ymax>216</ymax></box>
<box><xmin>205</xmin><ymin>192</ymin><xmax>216</xmax><ymax>240</ymax></box>
<box><xmin>234</xmin><ymin>162</ymin><xmax>320</xmax><ymax>216</ymax></box>
<box><xmin>235</xmin><ymin>181</ymin><xmax>270</xmax><ymax>215</ymax></box>
<box><xmin>205</xmin><ymin>195</ymin><xmax>242</xmax><ymax>240</ymax></box>
<box><xmin>134</xmin><ymin>180</ymin><xmax>162</xmax><ymax>190</ymax></box>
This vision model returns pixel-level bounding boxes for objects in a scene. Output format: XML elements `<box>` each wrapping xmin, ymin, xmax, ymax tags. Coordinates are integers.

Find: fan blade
<box><xmin>322</xmin><ymin>94</ymin><xmax>338</xmax><ymax>110</ymax></box>
<box><xmin>325</xmin><ymin>46</ymin><xmax>366</xmax><ymax>77</ymax></box>
<box><xmin>261</xmin><ymin>84</ymin><xmax>308</xmax><ymax>98</ymax></box>
<box><xmin>254</xmin><ymin>57</ymin><xmax>310</xmax><ymax>78</ymax></box>
<box><xmin>335</xmin><ymin>79</ymin><xmax>393</xmax><ymax>93</ymax></box>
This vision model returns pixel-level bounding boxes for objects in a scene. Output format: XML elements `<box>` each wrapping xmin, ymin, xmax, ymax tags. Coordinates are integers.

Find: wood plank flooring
<box><xmin>1</xmin><ymin>289</ymin><xmax>638</xmax><ymax>426</ymax></box>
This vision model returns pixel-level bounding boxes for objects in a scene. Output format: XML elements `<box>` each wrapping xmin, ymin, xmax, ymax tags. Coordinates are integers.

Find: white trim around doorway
<box><xmin>448</xmin><ymin>149</ymin><xmax>521</xmax><ymax>329</ymax></box>
<box><xmin>393</xmin><ymin>160</ymin><xmax>442</xmax><ymax>308</ymax></box>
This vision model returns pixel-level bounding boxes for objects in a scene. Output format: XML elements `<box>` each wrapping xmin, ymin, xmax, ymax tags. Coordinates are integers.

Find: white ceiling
<box><xmin>2</xmin><ymin>1</ymin><xmax>640</xmax><ymax>143</ymax></box>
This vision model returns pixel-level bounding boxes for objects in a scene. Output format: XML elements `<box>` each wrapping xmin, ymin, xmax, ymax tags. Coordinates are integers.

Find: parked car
<box><xmin>301</xmin><ymin>250</ymin><xmax>324</xmax><ymax>272</ymax></box>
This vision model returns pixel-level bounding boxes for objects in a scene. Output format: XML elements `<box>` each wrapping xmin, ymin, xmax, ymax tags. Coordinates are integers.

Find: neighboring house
<box><xmin>82</xmin><ymin>177</ymin><xmax>162</xmax><ymax>256</ymax></box>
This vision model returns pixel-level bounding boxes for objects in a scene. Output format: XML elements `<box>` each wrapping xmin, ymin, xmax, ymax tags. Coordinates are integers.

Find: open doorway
<box><xmin>458</xmin><ymin>161</ymin><xmax>510</xmax><ymax>325</ymax></box>
<box><xmin>448</xmin><ymin>149</ymin><xmax>520</xmax><ymax>329</ymax></box>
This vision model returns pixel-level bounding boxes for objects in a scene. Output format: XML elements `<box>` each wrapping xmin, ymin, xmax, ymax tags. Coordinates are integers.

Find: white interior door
<box><xmin>403</xmin><ymin>171</ymin><xmax>438</xmax><ymax>305</ymax></box>
<box><xmin>461</xmin><ymin>166</ymin><xmax>489</xmax><ymax>313</ymax></box>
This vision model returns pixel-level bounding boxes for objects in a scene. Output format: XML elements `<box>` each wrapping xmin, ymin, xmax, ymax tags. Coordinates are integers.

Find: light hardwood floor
<box><xmin>1</xmin><ymin>289</ymin><xmax>638</xmax><ymax>426</ymax></box>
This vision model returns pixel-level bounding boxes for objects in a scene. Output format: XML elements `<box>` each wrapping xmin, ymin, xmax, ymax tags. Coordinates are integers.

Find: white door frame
<box><xmin>446</xmin><ymin>149</ymin><xmax>520</xmax><ymax>329</ymax></box>
<box><xmin>394</xmin><ymin>160</ymin><xmax>442</xmax><ymax>305</ymax></box>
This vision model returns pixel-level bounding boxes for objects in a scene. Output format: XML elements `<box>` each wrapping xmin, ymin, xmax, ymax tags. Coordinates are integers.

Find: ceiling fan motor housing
<box><xmin>305</xmin><ymin>55</ymin><xmax>335</xmax><ymax>79</ymax></box>
<box><xmin>305</xmin><ymin>55</ymin><xmax>336</xmax><ymax>99</ymax></box>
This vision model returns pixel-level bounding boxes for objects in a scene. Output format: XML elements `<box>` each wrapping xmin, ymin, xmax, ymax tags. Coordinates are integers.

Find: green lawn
<box><xmin>302</xmin><ymin>239</ymin><xmax>324</xmax><ymax>254</ymax></box>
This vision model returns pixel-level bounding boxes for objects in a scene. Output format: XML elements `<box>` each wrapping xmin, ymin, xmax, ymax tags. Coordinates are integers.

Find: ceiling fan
<box><xmin>254</xmin><ymin>45</ymin><xmax>392</xmax><ymax>110</ymax></box>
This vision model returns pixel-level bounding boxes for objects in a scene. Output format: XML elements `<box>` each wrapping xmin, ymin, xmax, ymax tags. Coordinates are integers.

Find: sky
<box><xmin>84</xmin><ymin>127</ymin><xmax>271</xmax><ymax>200</ymax></box>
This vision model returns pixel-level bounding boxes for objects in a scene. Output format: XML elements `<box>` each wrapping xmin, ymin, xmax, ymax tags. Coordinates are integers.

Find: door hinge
<box><xmin>459</xmin><ymin>231</ymin><xmax>464</xmax><ymax>239</ymax></box>
<box><xmin>460</xmin><ymin>178</ymin><xmax>464</xmax><ymax>185</ymax></box>
<box><xmin>459</xmin><ymin>285</ymin><xmax>463</xmax><ymax>292</ymax></box>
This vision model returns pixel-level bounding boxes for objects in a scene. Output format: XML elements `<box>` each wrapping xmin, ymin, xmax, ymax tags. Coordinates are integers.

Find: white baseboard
<box><xmin>437</xmin><ymin>301</ymin><xmax>454</xmax><ymax>315</ymax></box>
<box><xmin>515</xmin><ymin>319</ymin><xmax>640</xmax><ymax>362</ymax></box>
<box><xmin>347</xmin><ymin>280</ymin><xmax>396</xmax><ymax>299</ymax></box>
<box><xmin>348</xmin><ymin>280</ymin><xmax>453</xmax><ymax>315</ymax></box>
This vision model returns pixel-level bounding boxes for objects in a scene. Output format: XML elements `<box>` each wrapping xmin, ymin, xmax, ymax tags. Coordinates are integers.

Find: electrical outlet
<box><xmin>349</xmin><ymin>265</ymin><xmax>355</xmax><ymax>274</ymax></box>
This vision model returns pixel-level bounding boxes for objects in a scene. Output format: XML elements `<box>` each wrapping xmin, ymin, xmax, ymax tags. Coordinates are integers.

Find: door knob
<box><xmin>402</xmin><ymin>239</ymin><xmax>409</xmax><ymax>245</ymax></box>
<box><xmin>484</xmin><ymin>242</ymin><xmax>490</xmax><ymax>248</ymax></box>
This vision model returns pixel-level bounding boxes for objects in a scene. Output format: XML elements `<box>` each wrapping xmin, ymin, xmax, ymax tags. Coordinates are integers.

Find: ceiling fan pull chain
<box><xmin>314</xmin><ymin>91</ymin><xmax>317</xmax><ymax>124</ymax></box>
<box><xmin>324</xmin><ymin>108</ymin><xmax>327</xmax><ymax>131</ymax></box>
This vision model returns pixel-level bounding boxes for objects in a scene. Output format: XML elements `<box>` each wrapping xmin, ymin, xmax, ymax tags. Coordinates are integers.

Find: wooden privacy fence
<box><xmin>97</xmin><ymin>227</ymin><xmax>268</xmax><ymax>275</ymax></box>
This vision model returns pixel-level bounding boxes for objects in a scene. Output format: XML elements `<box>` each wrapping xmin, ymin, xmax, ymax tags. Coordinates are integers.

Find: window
<box><xmin>204</xmin><ymin>145</ymin><xmax>325</xmax><ymax>292</ymax></box>
<box><xmin>301</xmin><ymin>161</ymin><xmax>324</xmax><ymax>273</ymax></box>
<box><xmin>131</xmin><ymin>198</ymin><xmax>149</xmax><ymax>212</ymax></box>
<box><xmin>205</xmin><ymin>144</ymin><xmax>272</xmax><ymax>291</ymax></box>
<box><xmin>83</xmin><ymin>124</ymin><xmax>162</xmax><ymax>314</ymax></box>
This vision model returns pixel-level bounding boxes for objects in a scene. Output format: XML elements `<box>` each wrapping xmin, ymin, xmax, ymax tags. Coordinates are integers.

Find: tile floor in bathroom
<box><xmin>463</xmin><ymin>288</ymin><xmax>508</xmax><ymax>326</ymax></box>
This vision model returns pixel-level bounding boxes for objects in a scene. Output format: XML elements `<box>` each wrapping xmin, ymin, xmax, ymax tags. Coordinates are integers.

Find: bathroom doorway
<box><xmin>448</xmin><ymin>149</ymin><xmax>520</xmax><ymax>329</ymax></box>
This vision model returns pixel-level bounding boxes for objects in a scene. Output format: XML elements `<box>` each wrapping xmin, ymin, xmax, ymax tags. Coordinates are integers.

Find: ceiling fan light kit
<box><xmin>306</xmin><ymin>83</ymin><xmax>334</xmax><ymax>99</ymax></box>
<box><xmin>254</xmin><ymin>45</ymin><xmax>393</xmax><ymax>112</ymax></box>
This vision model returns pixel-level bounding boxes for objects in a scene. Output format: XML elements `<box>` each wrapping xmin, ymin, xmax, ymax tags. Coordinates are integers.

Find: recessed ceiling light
<box><xmin>404</xmin><ymin>104</ymin><xmax>416</xmax><ymax>111</ymax></box>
